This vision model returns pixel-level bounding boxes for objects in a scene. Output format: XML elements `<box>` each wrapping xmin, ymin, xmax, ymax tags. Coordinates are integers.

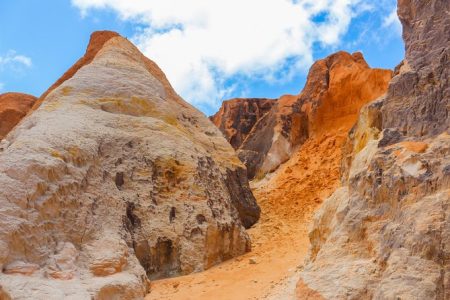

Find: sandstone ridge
<box><xmin>150</xmin><ymin>49</ymin><xmax>393</xmax><ymax>300</ymax></box>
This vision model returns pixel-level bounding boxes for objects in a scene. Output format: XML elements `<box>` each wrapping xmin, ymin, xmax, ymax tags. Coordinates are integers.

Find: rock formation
<box><xmin>155</xmin><ymin>48</ymin><xmax>392</xmax><ymax>300</ymax></box>
<box><xmin>299</xmin><ymin>0</ymin><xmax>449</xmax><ymax>299</ymax></box>
<box><xmin>0</xmin><ymin>93</ymin><xmax>37</xmax><ymax>140</ymax></box>
<box><xmin>0</xmin><ymin>31</ymin><xmax>259</xmax><ymax>299</ymax></box>
<box><xmin>213</xmin><ymin>52</ymin><xmax>392</xmax><ymax>179</ymax></box>
<box><xmin>210</xmin><ymin>98</ymin><xmax>275</xmax><ymax>149</ymax></box>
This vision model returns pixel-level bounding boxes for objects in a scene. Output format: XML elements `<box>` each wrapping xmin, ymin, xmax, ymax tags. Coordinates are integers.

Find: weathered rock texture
<box><xmin>299</xmin><ymin>0</ymin><xmax>450</xmax><ymax>299</ymax></box>
<box><xmin>210</xmin><ymin>98</ymin><xmax>275</xmax><ymax>149</ymax></box>
<box><xmin>0</xmin><ymin>93</ymin><xmax>37</xmax><ymax>140</ymax></box>
<box><xmin>0</xmin><ymin>31</ymin><xmax>259</xmax><ymax>299</ymax></box>
<box><xmin>214</xmin><ymin>52</ymin><xmax>392</xmax><ymax>179</ymax></box>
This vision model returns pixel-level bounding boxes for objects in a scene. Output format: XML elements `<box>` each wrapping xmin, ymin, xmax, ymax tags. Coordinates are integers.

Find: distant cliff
<box><xmin>212</xmin><ymin>51</ymin><xmax>392</xmax><ymax>179</ymax></box>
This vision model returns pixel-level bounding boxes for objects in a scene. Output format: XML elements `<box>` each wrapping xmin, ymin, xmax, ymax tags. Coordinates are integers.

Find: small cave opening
<box><xmin>169</xmin><ymin>207</ymin><xmax>176</xmax><ymax>223</ymax></box>
<box><xmin>196</xmin><ymin>214</ymin><xmax>206</xmax><ymax>224</ymax></box>
<box><xmin>134</xmin><ymin>237</ymin><xmax>180</xmax><ymax>280</ymax></box>
<box><xmin>115</xmin><ymin>172</ymin><xmax>124</xmax><ymax>190</ymax></box>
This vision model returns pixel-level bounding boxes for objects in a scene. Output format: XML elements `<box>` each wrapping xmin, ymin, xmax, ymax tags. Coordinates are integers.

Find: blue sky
<box><xmin>0</xmin><ymin>0</ymin><xmax>404</xmax><ymax>115</ymax></box>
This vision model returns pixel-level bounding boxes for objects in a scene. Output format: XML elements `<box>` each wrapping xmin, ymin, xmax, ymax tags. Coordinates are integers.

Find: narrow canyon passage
<box><xmin>147</xmin><ymin>132</ymin><xmax>346</xmax><ymax>300</ymax></box>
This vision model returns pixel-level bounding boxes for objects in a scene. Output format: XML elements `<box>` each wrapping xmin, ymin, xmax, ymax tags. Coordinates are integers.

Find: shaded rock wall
<box><xmin>382</xmin><ymin>0</ymin><xmax>449</xmax><ymax>137</ymax></box>
<box><xmin>210</xmin><ymin>98</ymin><xmax>275</xmax><ymax>149</ymax></box>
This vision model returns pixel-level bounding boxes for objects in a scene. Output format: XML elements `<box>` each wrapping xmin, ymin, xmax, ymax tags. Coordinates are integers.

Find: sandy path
<box><xmin>146</xmin><ymin>133</ymin><xmax>344</xmax><ymax>300</ymax></box>
<box><xmin>145</xmin><ymin>208</ymin><xmax>312</xmax><ymax>300</ymax></box>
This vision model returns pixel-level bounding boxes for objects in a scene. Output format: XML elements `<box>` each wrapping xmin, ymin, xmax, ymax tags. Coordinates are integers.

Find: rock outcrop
<box><xmin>0</xmin><ymin>31</ymin><xmax>259</xmax><ymax>299</ymax></box>
<box><xmin>299</xmin><ymin>0</ymin><xmax>449</xmax><ymax>299</ymax></box>
<box><xmin>210</xmin><ymin>98</ymin><xmax>275</xmax><ymax>149</ymax></box>
<box><xmin>213</xmin><ymin>52</ymin><xmax>392</xmax><ymax>179</ymax></box>
<box><xmin>0</xmin><ymin>93</ymin><xmax>37</xmax><ymax>140</ymax></box>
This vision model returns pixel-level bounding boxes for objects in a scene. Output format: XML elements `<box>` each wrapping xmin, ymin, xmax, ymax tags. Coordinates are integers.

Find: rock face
<box><xmin>0</xmin><ymin>31</ymin><xmax>259</xmax><ymax>299</ymax></box>
<box><xmin>299</xmin><ymin>0</ymin><xmax>450</xmax><ymax>299</ymax></box>
<box><xmin>382</xmin><ymin>0</ymin><xmax>450</xmax><ymax>137</ymax></box>
<box><xmin>213</xmin><ymin>52</ymin><xmax>392</xmax><ymax>179</ymax></box>
<box><xmin>210</xmin><ymin>98</ymin><xmax>275</xmax><ymax>149</ymax></box>
<box><xmin>0</xmin><ymin>93</ymin><xmax>37</xmax><ymax>140</ymax></box>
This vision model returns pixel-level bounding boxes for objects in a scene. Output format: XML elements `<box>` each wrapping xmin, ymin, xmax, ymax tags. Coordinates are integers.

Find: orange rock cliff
<box><xmin>213</xmin><ymin>51</ymin><xmax>392</xmax><ymax>179</ymax></box>
<box><xmin>0</xmin><ymin>92</ymin><xmax>37</xmax><ymax>140</ymax></box>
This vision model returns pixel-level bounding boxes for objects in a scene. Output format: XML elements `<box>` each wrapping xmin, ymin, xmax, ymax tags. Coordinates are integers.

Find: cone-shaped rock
<box><xmin>0</xmin><ymin>31</ymin><xmax>259</xmax><ymax>299</ymax></box>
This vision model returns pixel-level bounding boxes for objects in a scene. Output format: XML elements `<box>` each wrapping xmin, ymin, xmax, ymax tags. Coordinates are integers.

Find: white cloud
<box><xmin>382</xmin><ymin>8</ymin><xmax>401</xmax><ymax>34</ymax></box>
<box><xmin>0</xmin><ymin>51</ymin><xmax>32</xmax><ymax>70</ymax></box>
<box><xmin>72</xmin><ymin>0</ymin><xmax>387</xmax><ymax>109</ymax></box>
<box><xmin>0</xmin><ymin>51</ymin><xmax>32</xmax><ymax>91</ymax></box>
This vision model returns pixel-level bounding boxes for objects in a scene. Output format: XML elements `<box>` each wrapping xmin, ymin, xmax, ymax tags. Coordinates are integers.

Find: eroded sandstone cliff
<box><xmin>299</xmin><ymin>0</ymin><xmax>449</xmax><ymax>299</ymax></box>
<box><xmin>214</xmin><ymin>52</ymin><xmax>392</xmax><ymax>179</ymax></box>
<box><xmin>0</xmin><ymin>31</ymin><xmax>259</xmax><ymax>299</ymax></box>
<box><xmin>0</xmin><ymin>93</ymin><xmax>37</xmax><ymax>140</ymax></box>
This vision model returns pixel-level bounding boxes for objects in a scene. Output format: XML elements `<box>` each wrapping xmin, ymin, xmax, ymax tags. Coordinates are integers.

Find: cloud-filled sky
<box><xmin>0</xmin><ymin>0</ymin><xmax>403</xmax><ymax>115</ymax></box>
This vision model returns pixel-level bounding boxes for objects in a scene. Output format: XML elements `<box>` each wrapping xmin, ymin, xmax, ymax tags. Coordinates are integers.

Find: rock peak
<box><xmin>34</xmin><ymin>30</ymin><xmax>120</xmax><ymax>110</ymax></box>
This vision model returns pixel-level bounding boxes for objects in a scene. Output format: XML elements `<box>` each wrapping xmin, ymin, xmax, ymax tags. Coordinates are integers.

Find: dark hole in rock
<box><xmin>196</xmin><ymin>214</ymin><xmax>206</xmax><ymax>224</ymax></box>
<box><xmin>135</xmin><ymin>237</ymin><xmax>180</xmax><ymax>280</ymax></box>
<box><xmin>169</xmin><ymin>207</ymin><xmax>176</xmax><ymax>223</ymax></box>
<box><xmin>115</xmin><ymin>172</ymin><xmax>124</xmax><ymax>190</ymax></box>
<box><xmin>125</xmin><ymin>202</ymin><xmax>141</xmax><ymax>228</ymax></box>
